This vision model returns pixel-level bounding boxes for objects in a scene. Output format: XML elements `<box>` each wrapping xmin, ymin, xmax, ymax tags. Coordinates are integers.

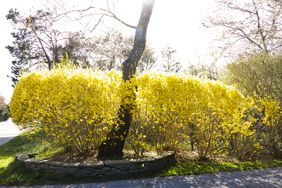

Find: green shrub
<box><xmin>0</xmin><ymin>96</ymin><xmax>10</xmax><ymax>122</ymax></box>
<box><xmin>224</xmin><ymin>53</ymin><xmax>282</xmax><ymax>159</ymax></box>
<box><xmin>0</xmin><ymin>105</ymin><xmax>10</xmax><ymax>122</ymax></box>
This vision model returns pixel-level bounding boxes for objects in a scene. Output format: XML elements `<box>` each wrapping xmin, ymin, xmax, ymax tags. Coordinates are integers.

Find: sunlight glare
<box><xmin>143</xmin><ymin>0</ymin><xmax>154</xmax><ymax>5</ymax></box>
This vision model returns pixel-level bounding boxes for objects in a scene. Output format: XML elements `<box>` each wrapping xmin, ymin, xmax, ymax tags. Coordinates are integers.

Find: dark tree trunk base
<box><xmin>96</xmin><ymin>0</ymin><xmax>155</xmax><ymax>161</ymax></box>
<box><xmin>97</xmin><ymin>106</ymin><xmax>131</xmax><ymax>160</ymax></box>
<box><xmin>97</xmin><ymin>139</ymin><xmax>124</xmax><ymax>160</ymax></box>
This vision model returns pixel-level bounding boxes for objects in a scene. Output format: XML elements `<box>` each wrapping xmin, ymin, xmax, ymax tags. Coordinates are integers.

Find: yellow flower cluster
<box><xmin>128</xmin><ymin>73</ymin><xmax>281</xmax><ymax>159</ymax></box>
<box><xmin>10</xmin><ymin>69</ymin><xmax>281</xmax><ymax>158</ymax></box>
<box><xmin>10</xmin><ymin>68</ymin><xmax>121</xmax><ymax>155</ymax></box>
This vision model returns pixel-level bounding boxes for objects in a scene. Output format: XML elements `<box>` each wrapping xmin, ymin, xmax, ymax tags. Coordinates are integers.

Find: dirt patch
<box><xmin>44</xmin><ymin>149</ymin><xmax>164</xmax><ymax>164</ymax></box>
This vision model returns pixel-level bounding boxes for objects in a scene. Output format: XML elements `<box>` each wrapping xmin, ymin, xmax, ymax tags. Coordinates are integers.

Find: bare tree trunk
<box><xmin>97</xmin><ymin>0</ymin><xmax>155</xmax><ymax>160</ymax></box>
<box><xmin>31</xmin><ymin>28</ymin><xmax>52</xmax><ymax>70</ymax></box>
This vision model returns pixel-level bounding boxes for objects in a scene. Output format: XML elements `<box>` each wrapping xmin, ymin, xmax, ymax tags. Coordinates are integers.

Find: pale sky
<box><xmin>0</xmin><ymin>0</ymin><xmax>218</xmax><ymax>102</ymax></box>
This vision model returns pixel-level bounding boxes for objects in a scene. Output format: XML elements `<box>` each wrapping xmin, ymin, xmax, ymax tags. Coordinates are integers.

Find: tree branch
<box><xmin>90</xmin><ymin>15</ymin><xmax>104</xmax><ymax>33</ymax></box>
<box><xmin>252</xmin><ymin>0</ymin><xmax>268</xmax><ymax>52</ymax></box>
<box><xmin>218</xmin><ymin>22</ymin><xmax>263</xmax><ymax>51</ymax></box>
<box><xmin>98</xmin><ymin>7</ymin><xmax>136</xmax><ymax>29</ymax></box>
<box><xmin>55</xmin><ymin>4</ymin><xmax>136</xmax><ymax>29</ymax></box>
<box><xmin>31</xmin><ymin>28</ymin><xmax>52</xmax><ymax>70</ymax></box>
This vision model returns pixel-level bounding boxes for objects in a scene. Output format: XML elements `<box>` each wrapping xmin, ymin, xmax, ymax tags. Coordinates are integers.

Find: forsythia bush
<box><xmin>131</xmin><ymin>75</ymin><xmax>240</xmax><ymax>158</ymax></box>
<box><xmin>11</xmin><ymin>69</ymin><xmax>121</xmax><ymax>156</ymax></box>
<box><xmin>251</xmin><ymin>97</ymin><xmax>282</xmax><ymax>158</ymax></box>
<box><xmin>10</xmin><ymin>69</ymin><xmax>281</xmax><ymax>159</ymax></box>
<box><xmin>128</xmin><ymin>74</ymin><xmax>281</xmax><ymax>160</ymax></box>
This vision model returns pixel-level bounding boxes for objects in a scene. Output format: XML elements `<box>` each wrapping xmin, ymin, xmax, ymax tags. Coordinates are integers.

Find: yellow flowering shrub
<box><xmin>128</xmin><ymin>73</ymin><xmax>281</xmax><ymax>159</ymax></box>
<box><xmin>252</xmin><ymin>97</ymin><xmax>282</xmax><ymax>157</ymax></box>
<box><xmin>130</xmin><ymin>74</ymin><xmax>204</xmax><ymax>154</ymax></box>
<box><xmin>128</xmin><ymin>74</ymin><xmax>253</xmax><ymax>158</ymax></box>
<box><xmin>10</xmin><ymin>68</ymin><xmax>121</xmax><ymax>156</ymax></box>
<box><xmin>10</xmin><ymin>69</ymin><xmax>281</xmax><ymax>159</ymax></box>
<box><xmin>229</xmin><ymin>97</ymin><xmax>282</xmax><ymax>160</ymax></box>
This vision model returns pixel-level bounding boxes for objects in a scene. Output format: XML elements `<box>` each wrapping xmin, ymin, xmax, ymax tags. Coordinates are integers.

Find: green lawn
<box><xmin>1</xmin><ymin>130</ymin><xmax>282</xmax><ymax>185</ymax></box>
<box><xmin>162</xmin><ymin>160</ymin><xmax>282</xmax><ymax>176</ymax></box>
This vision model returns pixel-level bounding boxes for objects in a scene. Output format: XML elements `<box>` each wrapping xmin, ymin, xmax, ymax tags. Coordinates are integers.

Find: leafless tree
<box><xmin>93</xmin><ymin>29</ymin><xmax>156</xmax><ymax>72</ymax></box>
<box><xmin>6</xmin><ymin>8</ymin><xmax>96</xmax><ymax>85</ymax></box>
<box><xmin>161</xmin><ymin>45</ymin><xmax>181</xmax><ymax>73</ymax></box>
<box><xmin>204</xmin><ymin>0</ymin><xmax>282</xmax><ymax>55</ymax></box>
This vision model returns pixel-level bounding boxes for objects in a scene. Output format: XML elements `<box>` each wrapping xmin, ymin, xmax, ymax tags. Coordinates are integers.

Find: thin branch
<box><xmin>90</xmin><ymin>15</ymin><xmax>104</xmax><ymax>33</ymax></box>
<box><xmin>252</xmin><ymin>0</ymin><xmax>268</xmax><ymax>52</ymax></box>
<box><xmin>31</xmin><ymin>28</ymin><xmax>52</xmax><ymax>69</ymax></box>
<box><xmin>270</xmin><ymin>44</ymin><xmax>282</xmax><ymax>51</ymax></box>
<box><xmin>95</xmin><ymin>7</ymin><xmax>136</xmax><ymax>29</ymax></box>
<box><xmin>219</xmin><ymin>22</ymin><xmax>263</xmax><ymax>50</ymax></box>
<box><xmin>55</xmin><ymin>6</ymin><xmax>96</xmax><ymax>20</ymax></box>
<box><xmin>236</xmin><ymin>28</ymin><xmax>263</xmax><ymax>50</ymax></box>
<box><xmin>227</xmin><ymin>5</ymin><xmax>255</xmax><ymax>15</ymax></box>
<box><xmin>55</xmin><ymin>5</ymin><xmax>136</xmax><ymax>29</ymax></box>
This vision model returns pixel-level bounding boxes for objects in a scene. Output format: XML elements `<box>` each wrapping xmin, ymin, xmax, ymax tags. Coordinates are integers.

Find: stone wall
<box><xmin>16</xmin><ymin>152</ymin><xmax>176</xmax><ymax>178</ymax></box>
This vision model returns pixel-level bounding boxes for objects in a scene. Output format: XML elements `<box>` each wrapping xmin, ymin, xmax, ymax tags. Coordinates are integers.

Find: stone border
<box><xmin>16</xmin><ymin>152</ymin><xmax>176</xmax><ymax>178</ymax></box>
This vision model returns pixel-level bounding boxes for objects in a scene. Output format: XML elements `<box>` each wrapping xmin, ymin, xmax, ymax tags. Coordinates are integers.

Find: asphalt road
<box><xmin>0</xmin><ymin>118</ymin><xmax>22</xmax><ymax>146</ymax></box>
<box><xmin>8</xmin><ymin>167</ymin><xmax>281</xmax><ymax>188</ymax></box>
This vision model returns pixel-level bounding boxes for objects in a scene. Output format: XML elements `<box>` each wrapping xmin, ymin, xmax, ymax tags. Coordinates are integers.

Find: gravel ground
<box><xmin>0</xmin><ymin>118</ymin><xmax>22</xmax><ymax>145</ymax></box>
<box><xmin>5</xmin><ymin>167</ymin><xmax>281</xmax><ymax>188</ymax></box>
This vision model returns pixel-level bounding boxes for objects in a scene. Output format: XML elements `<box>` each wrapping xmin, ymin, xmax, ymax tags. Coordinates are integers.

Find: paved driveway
<box><xmin>0</xmin><ymin>118</ymin><xmax>22</xmax><ymax>145</ymax></box>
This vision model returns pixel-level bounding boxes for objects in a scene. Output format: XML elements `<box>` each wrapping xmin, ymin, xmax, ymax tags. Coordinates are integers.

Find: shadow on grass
<box><xmin>0</xmin><ymin>131</ymin><xmax>66</xmax><ymax>185</ymax></box>
<box><xmin>0</xmin><ymin>131</ymin><xmax>45</xmax><ymax>156</ymax></box>
<box><xmin>0</xmin><ymin>159</ymin><xmax>75</xmax><ymax>185</ymax></box>
<box><xmin>1</xmin><ymin>131</ymin><xmax>282</xmax><ymax>186</ymax></box>
<box><xmin>0</xmin><ymin>157</ymin><xmax>173</xmax><ymax>186</ymax></box>
<box><xmin>0</xmin><ymin>131</ymin><xmax>172</xmax><ymax>185</ymax></box>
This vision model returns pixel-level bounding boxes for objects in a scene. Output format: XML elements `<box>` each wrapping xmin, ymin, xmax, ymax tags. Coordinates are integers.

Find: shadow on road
<box><xmin>55</xmin><ymin>167</ymin><xmax>282</xmax><ymax>188</ymax></box>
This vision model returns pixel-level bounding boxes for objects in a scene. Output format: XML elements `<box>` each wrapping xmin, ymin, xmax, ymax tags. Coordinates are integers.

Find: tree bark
<box><xmin>97</xmin><ymin>0</ymin><xmax>155</xmax><ymax>160</ymax></box>
<box><xmin>31</xmin><ymin>27</ymin><xmax>52</xmax><ymax>70</ymax></box>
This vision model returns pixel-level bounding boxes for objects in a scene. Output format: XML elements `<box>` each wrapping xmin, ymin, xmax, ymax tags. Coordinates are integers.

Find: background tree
<box><xmin>186</xmin><ymin>63</ymin><xmax>219</xmax><ymax>80</ymax></box>
<box><xmin>62</xmin><ymin>32</ymin><xmax>96</xmax><ymax>68</ymax></box>
<box><xmin>224</xmin><ymin>53</ymin><xmax>282</xmax><ymax>104</ymax></box>
<box><xmin>6</xmin><ymin>9</ymin><xmax>93</xmax><ymax>85</ymax></box>
<box><xmin>161</xmin><ymin>46</ymin><xmax>181</xmax><ymax>73</ymax></box>
<box><xmin>7</xmin><ymin>7</ymin><xmax>157</xmax><ymax>86</ymax></box>
<box><xmin>0</xmin><ymin>96</ymin><xmax>4</xmax><ymax>106</ymax></box>
<box><xmin>93</xmin><ymin>30</ymin><xmax>156</xmax><ymax>72</ymax></box>
<box><xmin>205</xmin><ymin>0</ymin><xmax>282</xmax><ymax>56</ymax></box>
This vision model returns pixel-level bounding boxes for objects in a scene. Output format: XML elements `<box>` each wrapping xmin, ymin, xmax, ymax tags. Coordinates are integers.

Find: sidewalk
<box><xmin>0</xmin><ymin>118</ymin><xmax>22</xmax><ymax>145</ymax></box>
